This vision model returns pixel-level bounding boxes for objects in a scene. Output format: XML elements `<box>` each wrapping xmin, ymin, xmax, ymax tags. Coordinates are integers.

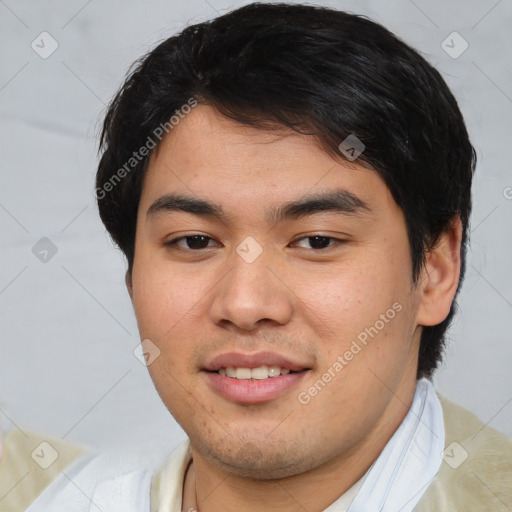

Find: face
<box><xmin>129</xmin><ymin>105</ymin><xmax>425</xmax><ymax>479</ymax></box>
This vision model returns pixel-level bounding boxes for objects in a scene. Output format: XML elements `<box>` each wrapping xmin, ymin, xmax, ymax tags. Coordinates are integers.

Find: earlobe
<box><xmin>125</xmin><ymin>270</ymin><xmax>134</xmax><ymax>300</ymax></box>
<box><xmin>416</xmin><ymin>217</ymin><xmax>462</xmax><ymax>327</ymax></box>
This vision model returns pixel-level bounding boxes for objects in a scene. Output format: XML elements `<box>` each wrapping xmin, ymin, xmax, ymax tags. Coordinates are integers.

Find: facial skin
<box><xmin>127</xmin><ymin>105</ymin><xmax>461</xmax><ymax>511</ymax></box>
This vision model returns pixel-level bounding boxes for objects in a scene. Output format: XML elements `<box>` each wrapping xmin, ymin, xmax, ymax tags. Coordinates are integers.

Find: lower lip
<box><xmin>203</xmin><ymin>371</ymin><xmax>308</xmax><ymax>404</ymax></box>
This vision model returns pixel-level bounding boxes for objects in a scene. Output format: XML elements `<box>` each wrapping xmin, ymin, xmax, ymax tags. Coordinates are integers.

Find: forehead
<box><xmin>149</xmin><ymin>105</ymin><xmax>337</xmax><ymax>176</ymax></box>
<box><xmin>141</xmin><ymin>105</ymin><xmax>393</xmax><ymax>219</ymax></box>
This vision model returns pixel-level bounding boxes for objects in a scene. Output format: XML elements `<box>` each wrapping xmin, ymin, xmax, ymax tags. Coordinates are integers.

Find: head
<box><xmin>96</xmin><ymin>3</ymin><xmax>475</xmax><ymax>479</ymax></box>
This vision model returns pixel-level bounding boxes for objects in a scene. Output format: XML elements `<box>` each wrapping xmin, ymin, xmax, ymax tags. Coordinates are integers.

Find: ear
<box><xmin>125</xmin><ymin>270</ymin><xmax>133</xmax><ymax>300</ymax></box>
<box><xmin>416</xmin><ymin>217</ymin><xmax>462</xmax><ymax>327</ymax></box>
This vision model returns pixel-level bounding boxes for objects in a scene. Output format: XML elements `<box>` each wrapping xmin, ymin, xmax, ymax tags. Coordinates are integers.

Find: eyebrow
<box><xmin>146</xmin><ymin>189</ymin><xmax>371</xmax><ymax>224</ymax></box>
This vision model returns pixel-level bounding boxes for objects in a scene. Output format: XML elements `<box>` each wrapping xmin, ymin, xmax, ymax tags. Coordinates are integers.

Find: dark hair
<box><xmin>96</xmin><ymin>2</ymin><xmax>476</xmax><ymax>378</ymax></box>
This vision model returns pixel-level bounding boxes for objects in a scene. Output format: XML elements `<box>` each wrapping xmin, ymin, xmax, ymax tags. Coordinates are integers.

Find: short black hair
<box><xmin>96</xmin><ymin>2</ymin><xmax>476</xmax><ymax>379</ymax></box>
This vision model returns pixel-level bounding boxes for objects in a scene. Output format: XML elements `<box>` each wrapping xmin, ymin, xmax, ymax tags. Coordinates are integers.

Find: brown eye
<box><xmin>166</xmin><ymin>235</ymin><xmax>216</xmax><ymax>250</ymax></box>
<box><xmin>292</xmin><ymin>235</ymin><xmax>345</xmax><ymax>250</ymax></box>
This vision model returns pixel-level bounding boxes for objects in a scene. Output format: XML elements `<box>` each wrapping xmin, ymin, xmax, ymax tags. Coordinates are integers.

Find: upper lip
<box><xmin>203</xmin><ymin>351</ymin><xmax>312</xmax><ymax>372</ymax></box>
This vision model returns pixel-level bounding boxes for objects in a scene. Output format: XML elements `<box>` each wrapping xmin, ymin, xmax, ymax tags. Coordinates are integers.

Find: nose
<box><xmin>208</xmin><ymin>246</ymin><xmax>294</xmax><ymax>332</ymax></box>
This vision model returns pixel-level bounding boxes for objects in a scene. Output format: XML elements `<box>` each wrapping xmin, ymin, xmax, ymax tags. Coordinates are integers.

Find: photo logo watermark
<box><xmin>338</xmin><ymin>134</ymin><xmax>365</xmax><ymax>161</ymax></box>
<box><xmin>31</xmin><ymin>441</ymin><xmax>59</xmax><ymax>469</ymax></box>
<box><xmin>133</xmin><ymin>338</ymin><xmax>161</xmax><ymax>366</ymax></box>
<box><xmin>95</xmin><ymin>97</ymin><xmax>198</xmax><ymax>200</ymax></box>
<box><xmin>442</xmin><ymin>441</ymin><xmax>469</xmax><ymax>469</ymax></box>
<box><xmin>297</xmin><ymin>301</ymin><xmax>403</xmax><ymax>405</ymax></box>
<box><xmin>32</xmin><ymin>237</ymin><xmax>58</xmax><ymax>263</ymax></box>
<box><xmin>236</xmin><ymin>236</ymin><xmax>263</xmax><ymax>263</ymax></box>
<box><xmin>441</xmin><ymin>31</ymin><xmax>469</xmax><ymax>60</ymax></box>
<box><xmin>31</xmin><ymin>31</ymin><xmax>59</xmax><ymax>59</ymax></box>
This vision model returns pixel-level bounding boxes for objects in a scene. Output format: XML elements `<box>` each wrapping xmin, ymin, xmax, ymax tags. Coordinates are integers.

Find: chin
<box><xmin>196</xmin><ymin>437</ymin><xmax>319</xmax><ymax>480</ymax></box>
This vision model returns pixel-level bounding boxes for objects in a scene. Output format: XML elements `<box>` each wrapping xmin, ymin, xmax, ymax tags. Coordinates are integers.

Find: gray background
<box><xmin>1</xmin><ymin>0</ymin><xmax>511</xmax><ymax>453</ymax></box>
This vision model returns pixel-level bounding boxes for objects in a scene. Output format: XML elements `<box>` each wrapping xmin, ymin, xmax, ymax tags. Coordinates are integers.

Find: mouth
<box><xmin>202</xmin><ymin>351</ymin><xmax>312</xmax><ymax>404</ymax></box>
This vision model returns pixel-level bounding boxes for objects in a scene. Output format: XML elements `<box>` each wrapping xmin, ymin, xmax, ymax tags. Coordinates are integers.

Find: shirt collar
<box><xmin>339</xmin><ymin>378</ymin><xmax>445</xmax><ymax>512</ymax></box>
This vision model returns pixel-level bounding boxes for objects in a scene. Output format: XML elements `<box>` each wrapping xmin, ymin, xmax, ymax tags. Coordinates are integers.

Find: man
<box><xmin>28</xmin><ymin>2</ymin><xmax>511</xmax><ymax>511</ymax></box>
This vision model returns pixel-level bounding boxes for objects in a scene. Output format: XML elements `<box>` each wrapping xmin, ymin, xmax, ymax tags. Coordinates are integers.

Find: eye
<box><xmin>165</xmin><ymin>234</ymin><xmax>218</xmax><ymax>251</ymax></box>
<box><xmin>291</xmin><ymin>235</ymin><xmax>345</xmax><ymax>250</ymax></box>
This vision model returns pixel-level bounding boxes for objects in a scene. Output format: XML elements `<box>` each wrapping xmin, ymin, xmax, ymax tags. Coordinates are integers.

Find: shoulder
<box><xmin>0</xmin><ymin>428</ymin><xmax>86</xmax><ymax>511</ymax></box>
<box><xmin>415</xmin><ymin>394</ymin><xmax>512</xmax><ymax>511</ymax></box>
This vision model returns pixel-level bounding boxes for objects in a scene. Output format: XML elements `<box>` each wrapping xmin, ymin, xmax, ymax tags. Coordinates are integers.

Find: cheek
<box><xmin>131</xmin><ymin>256</ymin><xmax>215</xmax><ymax>390</ymax></box>
<box><xmin>301</xmin><ymin>260</ymin><xmax>401</xmax><ymax>327</ymax></box>
<box><xmin>298</xmin><ymin>257</ymin><xmax>415</xmax><ymax>367</ymax></box>
<box><xmin>131</xmin><ymin>253</ymin><xmax>206</xmax><ymax>338</ymax></box>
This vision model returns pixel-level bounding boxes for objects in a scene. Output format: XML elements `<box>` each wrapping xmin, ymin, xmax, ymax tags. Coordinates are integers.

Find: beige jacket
<box><xmin>0</xmin><ymin>429</ymin><xmax>85</xmax><ymax>512</ymax></box>
<box><xmin>414</xmin><ymin>395</ymin><xmax>512</xmax><ymax>511</ymax></box>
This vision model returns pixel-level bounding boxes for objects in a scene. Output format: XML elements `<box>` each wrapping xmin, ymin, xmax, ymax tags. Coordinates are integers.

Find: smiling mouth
<box><xmin>203</xmin><ymin>363</ymin><xmax>311</xmax><ymax>404</ymax></box>
<box><xmin>209</xmin><ymin>366</ymin><xmax>305</xmax><ymax>380</ymax></box>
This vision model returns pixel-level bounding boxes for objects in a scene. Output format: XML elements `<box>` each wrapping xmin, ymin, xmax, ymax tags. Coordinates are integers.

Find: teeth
<box><xmin>218</xmin><ymin>366</ymin><xmax>294</xmax><ymax>379</ymax></box>
<box><xmin>251</xmin><ymin>366</ymin><xmax>269</xmax><ymax>379</ymax></box>
<box><xmin>268</xmin><ymin>366</ymin><xmax>281</xmax><ymax>377</ymax></box>
<box><xmin>235</xmin><ymin>367</ymin><xmax>252</xmax><ymax>379</ymax></box>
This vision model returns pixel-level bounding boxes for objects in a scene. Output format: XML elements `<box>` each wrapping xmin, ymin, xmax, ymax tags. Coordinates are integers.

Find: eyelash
<box><xmin>164</xmin><ymin>234</ymin><xmax>347</xmax><ymax>252</ymax></box>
